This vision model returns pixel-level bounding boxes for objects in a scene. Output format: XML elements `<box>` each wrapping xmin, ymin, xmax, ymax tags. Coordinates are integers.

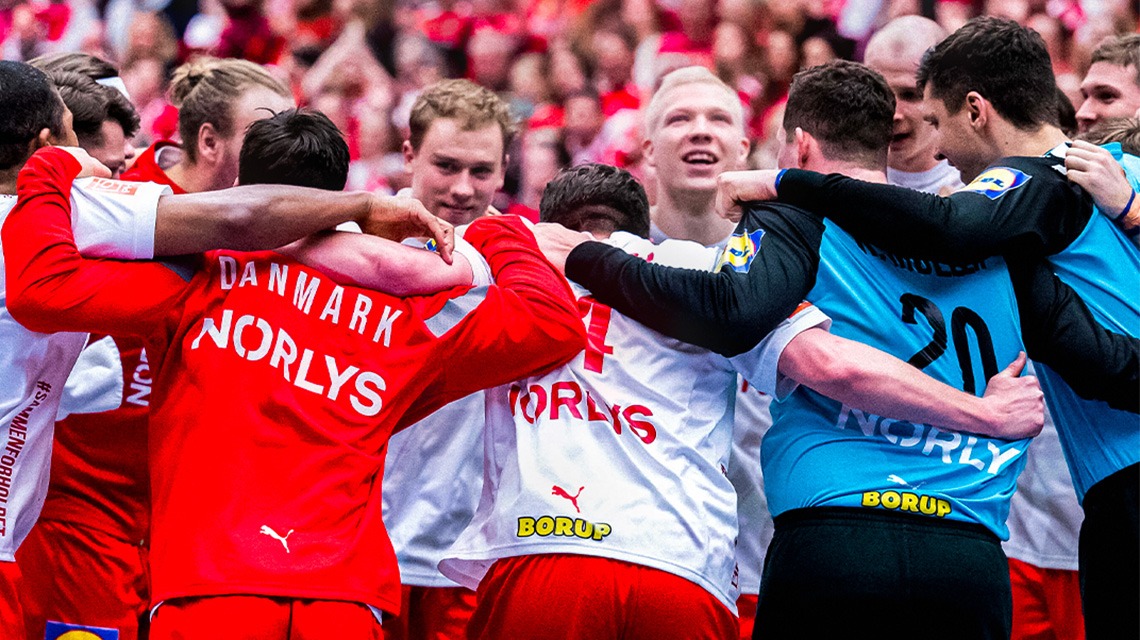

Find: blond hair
<box><xmin>170</xmin><ymin>57</ymin><xmax>290</xmax><ymax>162</ymax></box>
<box><xmin>408</xmin><ymin>79</ymin><xmax>517</xmax><ymax>152</ymax></box>
<box><xmin>1091</xmin><ymin>34</ymin><xmax>1140</xmax><ymax>84</ymax></box>
<box><xmin>1079</xmin><ymin>117</ymin><xmax>1140</xmax><ymax>155</ymax></box>
<box><xmin>643</xmin><ymin>66</ymin><xmax>744</xmax><ymax>136</ymax></box>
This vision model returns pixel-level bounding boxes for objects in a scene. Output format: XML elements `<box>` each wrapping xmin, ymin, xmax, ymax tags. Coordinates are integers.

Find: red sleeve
<box><xmin>398</xmin><ymin>216</ymin><xmax>586</xmax><ymax>427</ymax></box>
<box><xmin>3</xmin><ymin>147</ymin><xmax>190</xmax><ymax>337</ymax></box>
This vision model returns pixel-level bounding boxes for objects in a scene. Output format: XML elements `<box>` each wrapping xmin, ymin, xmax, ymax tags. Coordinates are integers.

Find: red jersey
<box><xmin>4</xmin><ymin>148</ymin><xmax>585</xmax><ymax>614</ymax></box>
<box><xmin>121</xmin><ymin>142</ymin><xmax>186</xmax><ymax>194</ymax></box>
<box><xmin>41</xmin><ymin>335</ymin><xmax>151</xmax><ymax>543</ymax></box>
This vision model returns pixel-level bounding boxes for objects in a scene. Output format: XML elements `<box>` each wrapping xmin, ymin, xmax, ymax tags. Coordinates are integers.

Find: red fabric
<box><xmin>384</xmin><ymin>585</ymin><xmax>476</xmax><ymax>640</ymax></box>
<box><xmin>41</xmin><ymin>335</ymin><xmax>150</xmax><ymax>543</ymax></box>
<box><xmin>3</xmin><ymin>147</ymin><xmax>585</xmax><ymax>617</ymax></box>
<box><xmin>468</xmin><ymin>554</ymin><xmax>738</xmax><ymax>640</ymax></box>
<box><xmin>1009</xmin><ymin>557</ymin><xmax>1086</xmax><ymax>640</ymax></box>
<box><xmin>121</xmin><ymin>142</ymin><xmax>187</xmax><ymax>194</ymax></box>
<box><xmin>600</xmin><ymin>86</ymin><xmax>640</xmax><ymax>117</ymax></box>
<box><xmin>736</xmin><ymin>593</ymin><xmax>758</xmax><ymax>640</ymax></box>
<box><xmin>16</xmin><ymin>519</ymin><xmax>148</xmax><ymax>640</ymax></box>
<box><xmin>150</xmin><ymin>595</ymin><xmax>383</xmax><ymax>640</ymax></box>
<box><xmin>0</xmin><ymin>560</ymin><xmax>25</xmax><ymax>639</ymax></box>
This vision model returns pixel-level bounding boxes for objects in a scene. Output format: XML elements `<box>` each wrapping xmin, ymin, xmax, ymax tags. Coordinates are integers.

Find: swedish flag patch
<box><xmin>717</xmin><ymin>228</ymin><xmax>765</xmax><ymax>273</ymax></box>
<box><xmin>45</xmin><ymin>620</ymin><xmax>119</xmax><ymax>640</ymax></box>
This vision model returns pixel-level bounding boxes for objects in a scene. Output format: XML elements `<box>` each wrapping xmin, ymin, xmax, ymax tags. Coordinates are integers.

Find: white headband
<box><xmin>96</xmin><ymin>76</ymin><xmax>131</xmax><ymax>101</ymax></box>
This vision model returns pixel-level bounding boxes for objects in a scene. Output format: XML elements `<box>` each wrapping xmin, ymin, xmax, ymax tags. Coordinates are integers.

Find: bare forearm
<box><xmin>153</xmin><ymin>187</ymin><xmax>371</xmax><ymax>255</ymax></box>
<box><xmin>780</xmin><ymin>330</ymin><xmax>996</xmax><ymax>436</ymax></box>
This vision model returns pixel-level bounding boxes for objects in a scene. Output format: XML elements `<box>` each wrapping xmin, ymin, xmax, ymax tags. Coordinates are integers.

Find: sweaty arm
<box><xmin>564</xmin><ymin>202</ymin><xmax>823</xmax><ymax>357</ymax></box>
<box><xmin>776</xmin><ymin>157</ymin><xmax>1093</xmax><ymax>263</ymax></box>
<box><xmin>4</xmin><ymin>148</ymin><xmax>190</xmax><ymax>337</ymax></box>
<box><xmin>1008</xmin><ymin>257</ymin><xmax>1139</xmax><ymax>412</ymax></box>
<box><xmin>780</xmin><ymin>328</ymin><xmax>1044</xmax><ymax>439</ymax></box>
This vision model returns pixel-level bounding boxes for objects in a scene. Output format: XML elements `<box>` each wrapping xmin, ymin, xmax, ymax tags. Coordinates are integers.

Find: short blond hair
<box><xmin>408</xmin><ymin>79</ymin><xmax>517</xmax><ymax>152</ymax></box>
<box><xmin>644</xmin><ymin>67</ymin><xmax>744</xmax><ymax>136</ymax></box>
<box><xmin>170</xmin><ymin>56</ymin><xmax>291</xmax><ymax>162</ymax></box>
<box><xmin>1079</xmin><ymin>117</ymin><xmax>1140</xmax><ymax>155</ymax></box>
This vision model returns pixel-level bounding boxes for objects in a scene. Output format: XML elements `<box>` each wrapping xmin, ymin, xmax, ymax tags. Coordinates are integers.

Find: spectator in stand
<box><xmin>213</xmin><ymin>0</ymin><xmax>285</xmax><ymax>65</ymax></box>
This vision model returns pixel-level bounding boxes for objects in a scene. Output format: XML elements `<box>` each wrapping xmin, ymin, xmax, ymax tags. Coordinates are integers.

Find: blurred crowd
<box><xmin>2</xmin><ymin>0</ymin><xmax>1136</xmax><ymax>214</ymax></box>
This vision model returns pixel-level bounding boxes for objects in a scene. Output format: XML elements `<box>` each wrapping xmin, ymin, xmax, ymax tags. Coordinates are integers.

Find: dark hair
<box><xmin>42</xmin><ymin>70</ymin><xmax>109</xmax><ymax>147</ymax></box>
<box><xmin>917</xmin><ymin>16</ymin><xmax>1057</xmax><ymax>131</ymax></box>
<box><xmin>238</xmin><ymin>108</ymin><xmax>350</xmax><ymax>191</ymax></box>
<box><xmin>540</xmin><ymin>163</ymin><xmax>650</xmax><ymax>238</ymax></box>
<box><xmin>31</xmin><ymin>53</ymin><xmax>141</xmax><ymax>141</ymax></box>
<box><xmin>0</xmin><ymin>61</ymin><xmax>66</xmax><ymax>170</ymax></box>
<box><xmin>783</xmin><ymin>60</ymin><xmax>895</xmax><ymax>169</ymax></box>
<box><xmin>1054</xmin><ymin>86</ymin><xmax>1077</xmax><ymax>137</ymax></box>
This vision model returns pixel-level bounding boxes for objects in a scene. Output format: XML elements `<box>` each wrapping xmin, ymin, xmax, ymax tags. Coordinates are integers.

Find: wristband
<box><xmin>775</xmin><ymin>168</ymin><xmax>788</xmax><ymax>192</ymax></box>
<box><xmin>1113</xmin><ymin>189</ymin><xmax>1137</xmax><ymax>224</ymax></box>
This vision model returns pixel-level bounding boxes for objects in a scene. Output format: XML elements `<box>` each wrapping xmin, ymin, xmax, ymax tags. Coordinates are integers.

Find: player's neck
<box><xmin>652</xmin><ymin>188</ymin><xmax>734</xmax><ymax>246</ymax></box>
<box><xmin>805</xmin><ymin>159</ymin><xmax>887</xmax><ymax>185</ymax></box>
<box><xmin>994</xmin><ymin>122</ymin><xmax>1069</xmax><ymax>160</ymax></box>
<box><xmin>0</xmin><ymin>167</ymin><xmax>18</xmax><ymax>195</ymax></box>
<box><xmin>165</xmin><ymin>160</ymin><xmax>220</xmax><ymax>194</ymax></box>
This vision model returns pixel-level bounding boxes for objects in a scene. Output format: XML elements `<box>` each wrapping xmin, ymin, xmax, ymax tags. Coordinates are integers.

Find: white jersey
<box><xmin>0</xmin><ymin>177</ymin><xmax>165</xmax><ymax>560</ymax></box>
<box><xmin>1003</xmin><ymin>365</ymin><xmax>1082</xmax><ymax>571</ymax></box>
<box><xmin>728</xmin><ymin>378</ymin><xmax>774</xmax><ymax>596</ymax></box>
<box><xmin>381</xmin><ymin>239</ymin><xmax>494</xmax><ymax>587</ymax></box>
<box><xmin>440</xmin><ymin>232</ymin><xmax>829</xmax><ymax>612</ymax></box>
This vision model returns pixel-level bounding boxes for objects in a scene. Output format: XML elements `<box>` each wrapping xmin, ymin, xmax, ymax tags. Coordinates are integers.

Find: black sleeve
<box><xmin>564</xmin><ymin>203</ymin><xmax>824</xmax><ymax>357</ymax></box>
<box><xmin>1008</xmin><ymin>257</ymin><xmax>1139</xmax><ymax>413</ymax></box>
<box><xmin>777</xmin><ymin>159</ymin><xmax>1093</xmax><ymax>262</ymax></box>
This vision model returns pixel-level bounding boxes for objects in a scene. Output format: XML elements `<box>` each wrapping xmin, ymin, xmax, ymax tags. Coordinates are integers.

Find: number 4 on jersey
<box><xmin>578</xmin><ymin>297</ymin><xmax>614</xmax><ymax>373</ymax></box>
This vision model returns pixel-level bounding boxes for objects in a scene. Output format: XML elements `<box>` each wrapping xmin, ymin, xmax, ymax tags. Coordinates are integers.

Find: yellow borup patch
<box><xmin>717</xmin><ymin>228</ymin><xmax>766</xmax><ymax>273</ymax></box>
<box><xmin>959</xmin><ymin>167</ymin><xmax>1031</xmax><ymax>200</ymax></box>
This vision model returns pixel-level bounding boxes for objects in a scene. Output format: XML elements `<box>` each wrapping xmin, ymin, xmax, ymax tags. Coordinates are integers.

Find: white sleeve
<box><xmin>729</xmin><ymin>304</ymin><xmax>831</xmax><ymax>400</ymax></box>
<box><xmin>57</xmin><ymin>336</ymin><xmax>124</xmax><ymax>420</ymax></box>
<box><xmin>452</xmin><ymin>237</ymin><xmax>494</xmax><ymax>287</ymax></box>
<box><xmin>70</xmin><ymin>177</ymin><xmax>170</xmax><ymax>260</ymax></box>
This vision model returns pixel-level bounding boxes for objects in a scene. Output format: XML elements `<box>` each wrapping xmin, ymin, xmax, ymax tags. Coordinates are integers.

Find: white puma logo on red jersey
<box><xmin>260</xmin><ymin>525</ymin><xmax>294</xmax><ymax>553</ymax></box>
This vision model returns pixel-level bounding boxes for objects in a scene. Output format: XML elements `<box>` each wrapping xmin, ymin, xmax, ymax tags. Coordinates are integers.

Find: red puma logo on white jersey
<box><xmin>552</xmin><ymin>485</ymin><xmax>584</xmax><ymax>513</ymax></box>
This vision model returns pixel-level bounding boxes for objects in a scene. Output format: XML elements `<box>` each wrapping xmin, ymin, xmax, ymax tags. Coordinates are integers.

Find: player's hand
<box><xmin>979</xmin><ymin>352</ymin><xmax>1044</xmax><ymax>439</ymax></box>
<box><xmin>533</xmin><ymin>222</ymin><xmax>592</xmax><ymax>275</ymax></box>
<box><xmin>716</xmin><ymin>170</ymin><xmax>780</xmax><ymax>223</ymax></box>
<box><xmin>1066</xmin><ymin>140</ymin><xmax>1133</xmax><ymax>218</ymax></box>
<box><xmin>56</xmin><ymin>146</ymin><xmax>112</xmax><ymax>179</ymax></box>
<box><xmin>360</xmin><ymin>194</ymin><xmax>454</xmax><ymax>264</ymax></box>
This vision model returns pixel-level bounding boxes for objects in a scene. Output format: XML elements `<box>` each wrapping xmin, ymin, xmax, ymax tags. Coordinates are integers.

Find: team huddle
<box><xmin>0</xmin><ymin>13</ymin><xmax>1137</xmax><ymax>640</ymax></box>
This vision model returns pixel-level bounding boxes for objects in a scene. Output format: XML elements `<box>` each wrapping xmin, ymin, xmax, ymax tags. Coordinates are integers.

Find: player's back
<box><xmin>766</xmin><ymin>220</ymin><xmax>1031</xmax><ymax>538</ymax></box>
<box><xmin>142</xmin><ymin>218</ymin><xmax>582</xmax><ymax>616</ymax></box>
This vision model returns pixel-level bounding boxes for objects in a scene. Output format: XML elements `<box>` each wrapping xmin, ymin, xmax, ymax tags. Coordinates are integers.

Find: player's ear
<box><xmin>643</xmin><ymin>136</ymin><xmax>656</xmax><ymax>169</ymax></box>
<box><xmin>794</xmin><ymin>127</ymin><xmax>811</xmax><ymax>169</ymax></box>
<box><xmin>965</xmin><ymin>91</ymin><xmax>987</xmax><ymax>130</ymax></box>
<box><xmin>34</xmin><ymin>127</ymin><xmax>52</xmax><ymax>150</ymax></box>
<box><xmin>402</xmin><ymin>140</ymin><xmax>416</xmax><ymax>173</ymax></box>
<box><xmin>198</xmin><ymin>122</ymin><xmax>222</xmax><ymax>165</ymax></box>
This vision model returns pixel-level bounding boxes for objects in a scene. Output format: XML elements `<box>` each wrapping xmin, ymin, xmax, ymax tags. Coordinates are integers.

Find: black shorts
<box><xmin>1079</xmin><ymin>463</ymin><xmax>1139</xmax><ymax>640</ymax></box>
<box><xmin>754</xmin><ymin>507</ymin><xmax>1011</xmax><ymax>640</ymax></box>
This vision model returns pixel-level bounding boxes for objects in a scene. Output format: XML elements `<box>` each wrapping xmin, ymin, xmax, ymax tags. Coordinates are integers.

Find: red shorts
<box><xmin>469</xmin><ymin>554</ymin><xmax>737</xmax><ymax>640</ymax></box>
<box><xmin>383</xmin><ymin>585</ymin><xmax>476</xmax><ymax>640</ymax></box>
<box><xmin>736</xmin><ymin>593</ymin><xmax>758</xmax><ymax>640</ymax></box>
<box><xmin>1009</xmin><ymin>557</ymin><xmax>1085</xmax><ymax>640</ymax></box>
<box><xmin>150</xmin><ymin>595</ymin><xmax>384</xmax><ymax>640</ymax></box>
<box><xmin>0</xmin><ymin>559</ymin><xmax>26</xmax><ymax>640</ymax></box>
<box><xmin>17</xmin><ymin>519</ymin><xmax>149</xmax><ymax>640</ymax></box>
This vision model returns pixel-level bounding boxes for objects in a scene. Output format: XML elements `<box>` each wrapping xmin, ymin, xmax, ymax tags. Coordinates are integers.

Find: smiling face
<box><xmin>1076</xmin><ymin>62</ymin><xmax>1140</xmax><ymax>133</ymax></box>
<box><xmin>866</xmin><ymin>54</ymin><xmax>940</xmax><ymax>173</ymax></box>
<box><xmin>645</xmin><ymin>82</ymin><xmax>749</xmax><ymax>196</ymax></box>
<box><xmin>405</xmin><ymin>117</ymin><xmax>506</xmax><ymax>225</ymax></box>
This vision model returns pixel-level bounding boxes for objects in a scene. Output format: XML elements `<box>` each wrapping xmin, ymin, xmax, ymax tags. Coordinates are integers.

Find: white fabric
<box><xmin>57</xmin><ymin>336</ymin><xmax>124</xmax><ymax>421</ymax></box>
<box><xmin>0</xmin><ymin>178</ymin><xmax>164</xmax><ymax>561</ymax></box>
<box><xmin>1002</xmin><ymin>365</ymin><xmax>1082</xmax><ymax>571</ymax></box>
<box><xmin>440</xmin><ymin>232</ymin><xmax>829</xmax><ymax>612</ymax></box>
<box><xmin>727</xmin><ymin>380</ymin><xmax>774</xmax><ymax>595</ymax></box>
<box><xmin>381</xmin><ymin>242</ymin><xmax>493</xmax><ymax>587</ymax></box>
<box><xmin>886</xmin><ymin>160</ymin><xmax>963</xmax><ymax>196</ymax></box>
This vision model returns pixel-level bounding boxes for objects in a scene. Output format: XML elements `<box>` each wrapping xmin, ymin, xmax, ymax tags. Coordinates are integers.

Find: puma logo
<box><xmin>260</xmin><ymin>525</ymin><xmax>294</xmax><ymax>553</ymax></box>
<box><xmin>551</xmin><ymin>485</ymin><xmax>584</xmax><ymax>513</ymax></box>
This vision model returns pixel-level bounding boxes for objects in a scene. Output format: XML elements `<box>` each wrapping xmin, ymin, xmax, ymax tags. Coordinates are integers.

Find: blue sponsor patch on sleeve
<box><xmin>716</xmin><ymin>228</ymin><xmax>765</xmax><ymax>273</ymax></box>
<box><xmin>45</xmin><ymin>620</ymin><xmax>120</xmax><ymax>640</ymax></box>
<box><xmin>958</xmin><ymin>167</ymin><xmax>1031</xmax><ymax>200</ymax></box>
